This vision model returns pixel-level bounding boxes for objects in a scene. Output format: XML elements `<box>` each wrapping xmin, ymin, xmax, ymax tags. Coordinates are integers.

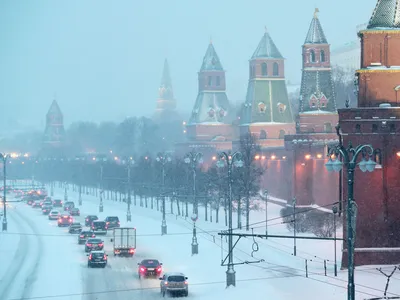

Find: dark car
<box><xmin>58</xmin><ymin>214</ymin><xmax>73</xmax><ymax>227</ymax></box>
<box><xmin>70</xmin><ymin>207</ymin><xmax>80</xmax><ymax>216</ymax></box>
<box><xmin>63</xmin><ymin>201</ymin><xmax>75</xmax><ymax>211</ymax></box>
<box><xmin>138</xmin><ymin>259</ymin><xmax>163</xmax><ymax>278</ymax></box>
<box><xmin>85</xmin><ymin>238</ymin><xmax>104</xmax><ymax>252</ymax></box>
<box><xmin>42</xmin><ymin>199</ymin><xmax>53</xmax><ymax>207</ymax></box>
<box><xmin>85</xmin><ymin>215</ymin><xmax>98</xmax><ymax>226</ymax></box>
<box><xmin>87</xmin><ymin>250</ymin><xmax>108</xmax><ymax>268</ymax></box>
<box><xmin>42</xmin><ymin>205</ymin><xmax>53</xmax><ymax>215</ymax></box>
<box><xmin>91</xmin><ymin>221</ymin><xmax>107</xmax><ymax>235</ymax></box>
<box><xmin>68</xmin><ymin>222</ymin><xmax>82</xmax><ymax>234</ymax></box>
<box><xmin>53</xmin><ymin>199</ymin><xmax>63</xmax><ymax>207</ymax></box>
<box><xmin>78</xmin><ymin>231</ymin><xmax>96</xmax><ymax>244</ymax></box>
<box><xmin>104</xmin><ymin>216</ymin><xmax>120</xmax><ymax>230</ymax></box>
<box><xmin>32</xmin><ymin>200</ymin><xmax>42</xmax><ymax>208</ymax></box>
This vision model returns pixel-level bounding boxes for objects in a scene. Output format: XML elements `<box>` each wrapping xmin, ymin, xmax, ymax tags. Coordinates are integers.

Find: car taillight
<box><xmin>69</xmin><ymin>219</ymin><xmax>72</xmax><ymax>223</ymax></box>
<box><xmin>106</xmin><ymin>222</ymin><xmax>110</xmax><ymax>225</ymax></box>
<box><xmin>89</xmin><ymin>254</ymin><xmax>92</xmax><ymax>260</ymax></box>
<box><xmin>129</xmin><ymin>249</ymin><xmax>135</xmax><ymax>253</ymax></box>
<box><xmin>87</xmin><ymin>243</ymin><xmax>92</xmax><ymax>247</ymax></box>
<box><xmin>140</xmin><ymin>267</ymin><xmax>145</xmax><ymax>272</ymax></box>
<box><xmin>80</xmin><ymin>235</ymin><xmax>84</xmax><ymax>238</ymax></box>
<box><xmin>58</xmin><ymin>219</ymin><xmax>61</xmax><ymax>222</ymax></box>
<box><xmin>86</xmin><ymin>218</ymin><xmax>89</xmax><ymax>221</ymax></box>
<box><xmin>157</xmin><ymin>267</ymin><xmax>162</xmax><ymax>272</ymax></box>
<box><xmin>92</xmin><ymin>234</ymin><xmax>95</xmax><ymax>237</ymax></box>
<box><xmin>184</xmin><ymin>281</ymin><xmax>188</xmax><ymax>285</ymax></box>
<box><xmin>164</xmin><ymin>282</ymin><xmax>168</xmax><ymax>285</ymax></box>
<box><xmin>117</xmin><ymin>222</ymin><xmax>120</xmax><ymax>225</ymax></box>
<box><xmin>103</xmin><ymin>255</ymin><xmax>107</xmax><ymax>260</ymax></box>
<box><xmin>98</xmin><ymin>243</ymin><xmax>103</xmax><ymax>247</ymax></box>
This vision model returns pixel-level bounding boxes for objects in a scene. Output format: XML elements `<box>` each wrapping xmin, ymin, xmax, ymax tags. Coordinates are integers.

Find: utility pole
<box><xmin>126</xmin><ymin>159</ymin><xmax>135</xmax><ymax>222</ymax></box>
<box><xmin>292</xmin><ymin>197</ymin><xmax>297</xmax><ymax>256</ymax></box>
<box><xmin>264</xmin><ymin>189</ymin><xmax>268</xmax><ymax>239</ymax></box>
<box><xmin>64</xmin><ymin>182</ymin><xmax>68</xmax><ymax>202</ymax></box>
<box><xmin>332</xmin><ymin>205</ymin><xmax>338</xmax><ymax>277</ymax></box>
<box><xmin>1</xmin><ymin>154</ymin><xmax>8</xmax><ymax>231</ymax></box>
<box><xmin>156</xmin><ymin>153</ymin><xmax>171</xmax><ymax>235</ymax></box>
<box><xmin>216</xmin><ymin>151</ymin><xmax>244</xmax><ymax>287</ymax></box>
<box><xmin>99</xmin><ymin>164</ymin><xmax>104</xmax><ymax>213</ymax></box>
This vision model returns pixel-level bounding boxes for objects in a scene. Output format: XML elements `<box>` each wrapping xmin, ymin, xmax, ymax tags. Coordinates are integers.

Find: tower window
<box><xmin>355</xmin><ymin>124</ymin><xmax>361</xmax><ymax>133</ymax></box>
<box><xmin>250</xmin><ymin>65</ymin><xmax>255</xmax><ymax>78</ymax></box>
<box><xmin>374</xmin><ymin>149</ymin><xmax>382</xmax><ymax>166</ymax></box>
<box><xmin>390</xmin><ymin>123</ymin><xmax>395</xmax><ymax>133</ymax></box>
<box><xmin>259</xmin><ymin>130</ymin><xmax>267</xmax><ymax>139</ymax></box>
<box><xmin>372</xmin><ymin>124</ymin><xmax>378</xmax><ymax>133</ymax></box>
<box><xmin>261</xmin><ymin>63</ymin><xmax>267</xmax><ymax>76</ymax></box>
<box><xmin>216</xmin><ymin>76</ymin><xmax>220</xmax><ymax>86</ymax></box>
<box><xmin>278</xmin><ymin>130</ymin><xmax>285</xmax><ymax>139</ymax></box>
<box><xmin>273</xmin><ymin>62</ymin><xmax>279</xmax><ymax>76</ymax></box>
<box><xmin>320</xmin><ymin>50</ymin><xmax>326</xmax><ymax>62</ymax></box>
<box><xmin>310</xmin><ymin>50</ymin><xmax>316</xmax><ymax>63</ymax></box>
<box><xmin>208</xmin><ymin>76</ymin><xmax>212</xmax><ymax>86</ymax></box>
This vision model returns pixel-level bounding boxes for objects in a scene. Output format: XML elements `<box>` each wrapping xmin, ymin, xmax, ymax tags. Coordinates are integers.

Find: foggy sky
<box><xmin>0</xmin><ymin>0</ymin><xmax>377</xmax><ymax>129</ymax></box>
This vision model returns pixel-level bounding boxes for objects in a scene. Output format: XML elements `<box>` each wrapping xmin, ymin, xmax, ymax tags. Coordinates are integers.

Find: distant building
<box><xmin>41</xmin><ymin>99</ymin><xmax>66</xmax><ymax>156</ymax></box>
<box><xmin>330</xmin><ymin>23</ymin><xmax>367</xmax><ymax>71</ymax></box>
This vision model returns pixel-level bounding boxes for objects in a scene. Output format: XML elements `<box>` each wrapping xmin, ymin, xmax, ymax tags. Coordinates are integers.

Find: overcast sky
<box><xmin>0</xmin><ymin>0</ymin><xmax>377</xmax><ymax>128</ymax></box>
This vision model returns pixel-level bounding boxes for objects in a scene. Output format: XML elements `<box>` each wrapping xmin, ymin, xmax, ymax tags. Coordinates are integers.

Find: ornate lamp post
<box><xmin>0</xmin><ymin>153</ymin><xmax>8</xmax><ymax>231</ymax></box>
<box><xmin>191</xmin><ymin>213</ymin><xmax>198</xmax><ymax>255</ymax></box>
<box><xmin>325</xmin><ymin>125</ymin><xmax>375</xmax><ymax>300</ymax></box>
<box><xmin>332</xmin><ymin>205</ymin><xmax>338</xmax><ymax>277</ymax></box>
<box><xmin>216</xmin><ymin>151</ymin><xmax>244</xmax><ymax>287</ymax></box>
<box><xmin>64</xmin><ymin>181</ymin><xmax>68</xmax><ymax>202</ymax></box>
<box><xmin>156</xmin><ymin>153</ymin><xmax>172</xmax><ymax>235</ymax></box>
<box><xmin>126</xmin><ymin>158</ymin><xmax>135</xmax><ymax>222</ymax></box>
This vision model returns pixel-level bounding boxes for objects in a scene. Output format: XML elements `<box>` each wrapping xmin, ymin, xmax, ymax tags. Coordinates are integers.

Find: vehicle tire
<box><xmin>162</xmin><ymin>290</ymin><xmax>165</xmax><ymax>298</ymax></box>
<box><xmin>87</xmin><ymin>263</ymin><xmax>91</xmax><ymax>268</ymax></box>
<box><xmin>184</xmin><ymin>291</ymin><xmax>188</xmax><ymax>297</ymax></box>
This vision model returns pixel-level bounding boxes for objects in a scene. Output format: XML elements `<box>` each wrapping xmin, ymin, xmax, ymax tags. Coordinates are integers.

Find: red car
<box><xmin>58</xmin><ymin>214</ymin><xmax>73</xmax><ymax>227</ymax></box>
<box><xmin>138</xmin><ymin>259</ymin><xmax>163</xmax><ymax>279</ymax></box>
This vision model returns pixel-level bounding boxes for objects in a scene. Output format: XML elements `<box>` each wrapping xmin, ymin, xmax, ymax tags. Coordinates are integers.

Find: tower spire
<box><xmin>251</xmin><ymin>28</ymin><xmax>283</xmax><ymax>59</ymax></box>
<box><xmin>305</xmin><ymin>9</ymin><xmax>328</xmax><ymax>44</ymax></box>
<box><xmin>200</xmin><ymin>42</ymin><xmax>223</xmax><ymax>71</ymax></box>
<box><xmin>155</xmin><ymin>58</ymin><xmax>176</xmax><ymax>115</ymax></box>
<box><xmin>314</xmin><ymin>7</ymin><xmax>319</xmax><ymax>18</ymax></box>
<box><xmin>367</xmin><ymin>0</ymin><xmax>400</xmax><ymax>29</ymax></box>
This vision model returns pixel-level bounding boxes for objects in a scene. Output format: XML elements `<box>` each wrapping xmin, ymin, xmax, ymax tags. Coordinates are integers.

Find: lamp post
<box><xmin>156</xmin><ymin>153</ymin><xmax>172</xmax><ymax>235</ymax></box>
<box><xmin>292</xmin><ymin>197</ymin><xmax>297</xmax><ymax>256</ymax></box>
<box><xmin>264</xmin><ymin>189</ymin><xmax>269</xmax><ymax>239</ymax></box>
<box><xmin>99</xmin><ymin>159</ymin><xmax>106</xmax><ymax>213</ymax></box>
<box><xmin>191</xmin><ymin>213</ymin><xmax>198</xmax><ymax>255</ymax></box>
<box><xmin>325</xmin><ymin>124</ymin><xmax>375</xmax><ymax>300</ymax></box>
<box><xmin>126</xmin><ymin>159</ymin><xmax>135</xmax><ymax>222</ymax></box>
<box><xmin>50</xmin><ymin>180</ymin><xmax>54</xmax><ymax>197</ymax></box>
<box><xmin>216</xmin><ymin>151</ymin><xmax>244</xmax><ymax>287</ymax></box>
<box><xmin>184</xmin><ymin>151</ymin><xmax>203</xmax><ymax>216</ymax></box>
<box><xmin>0</xmin><ymin>153</ymin><xmax>8</xmax><ymax>231</ymax></box>
<box><xmin>332</xmin><ymin>205</ymin><xmax>338</xmax><ymax>277</ymax></box>
<box><xmin>64</xmin><ymin>181</ymin><xmax>68</xmax><ymax>202</ymax></box>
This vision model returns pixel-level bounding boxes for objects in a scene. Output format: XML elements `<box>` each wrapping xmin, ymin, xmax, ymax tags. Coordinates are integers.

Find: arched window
<box><xmin>372</xmin><ymin>124</ymin><xmax>378</xmax><ymax>133</ymax></box>
<box><xmin>259</xmin><ymin>130</ymin><xmax>267</xmax><ymax>139</ymax></box>
<box><xmin>261</xmin><ymin>63</ymin><xmax>267</xmax><ymax>76</ymax></box>
<box><xmin>310</xmin><ymin>50</ymin><xmax>316</xmax><ymax>63</ymax></box>
<box><xmin>320</xmin><ymin>50</ymin><xmax>326</xmax><ymax>62</ymax></box>
<box><xmin>278</xmin><ymin>130</ymin><xmax>285</xmax><ymax>139</ymax></box>
<box><xmin>355</xmin><ymin>124</ymin><xmax>361</xmax><ymax>133</ymax></box>
<box><xmin>273</xmin><ymin>62</ymin><xmax>279</xmax><ymax>76</ymax></box>
<box><xmin>373</xmin><ymin>149</ymin><xmax>382</xmax><ymax>166</ymax></box>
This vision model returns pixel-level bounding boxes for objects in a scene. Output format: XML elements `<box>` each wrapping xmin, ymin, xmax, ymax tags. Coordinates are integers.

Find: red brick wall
<box><xmin>299</xmin><ymin>113</ymin><xmax>338</xmax><ymax>133</ymax></box>
<box><xmin>250</xmin><ymin>58</ymin><xmax>285</xmax><ymax>78</ymax></box>
<box><xmin>361</xmin><ymin>31</ymin><xmax>400</xmax><ymax>67</ymax></box>
<box><xmin>198</xmin><ymin>71</ymin><xmax>226</xmax><ymax>91</ymax></box>
<box><xmin>302</xmin><ymin>45</ymin><xmax>331</xmax><ymax>68</ymax></box>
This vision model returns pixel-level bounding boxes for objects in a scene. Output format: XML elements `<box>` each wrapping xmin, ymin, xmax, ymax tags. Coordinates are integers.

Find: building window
<box><xmin>355</xmin><ymin>124</ymin><xmax>361</xmax><ymax>133</ymax></box>
<box><xmin>324</xmin><ymin>122</ymin><xmax>332</xmax><ymax>133</ymax></box>
<box><xmin>372</xmin><ymin>124</ymin><xmax>378</xmax><ymax>133</ymax></box>
<box><xmin>259</xmin><ymin>130</ymin><xmax>267</xmax><ymax>139</ymax></box>
<box><xmin>320</xmin><ymin>50</ymin><xmax>326</xmax><ymax>62</ymax></box>
<box><xmin>216</xmin><ymin>76</ymin><xmax>220</xmax><ymax>86</ymax></box>
<box><xmin>278</xmin><ymin>130</ymin><xmax>285</xmax><ymax>139</ymax></box>
<box><xmin>374</xmin><ymin>149</ymin><xmax>382</xmax><ymax>166</ymax></box>
<box><xmin>208</xmin><ymin>76</ymin><xmax>212</xmax><ymax>86</ymax></box>
<box><xmin>261</xmin><ymin>63</ymin><xmax>267</xmax><ymax>76</ymax></box>
<box><xmin>310</xmin><ymin>50</ymin><xmax>316</xmax><ymax>63</ymax></box>
<box><xmin>273</xmin><ymin>62</ymin><xmax>279</xmax><ymax>76</ymax></box>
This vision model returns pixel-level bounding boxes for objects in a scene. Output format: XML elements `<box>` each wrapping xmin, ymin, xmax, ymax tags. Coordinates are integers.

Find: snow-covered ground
<box><xmin>0</xmin><ymin>184</ymin><xmax>399</xmax><ymax>300</ymax></box>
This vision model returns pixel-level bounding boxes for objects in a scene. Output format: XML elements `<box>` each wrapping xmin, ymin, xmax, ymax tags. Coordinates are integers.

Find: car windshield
<box><xmin>54</xmin><ymin>200</ymin><xmax>61</xmax><ymax>203</ymax></box>
<box><xmin>82</xmin><ymin>232</ymin><xmax>93</xmax><ymax>236</ymax></box>
<box><xmin>93</xmin><ymin>222</ymin><xmax>105</xmax><ymax>226</ymax></box>
<box><xmin>88</xmin><ymin>239</ymin><xmax>101</xmax><ymax>243</ymax></box>
<box><xmin>51</xmin><ymin>211</ymin><xmax>58</xmax><ymax>214</ymax></box>
<box><xmin>71</xmin><ymin>224</ymin><xmax>81</xmax><ymax>227</ymax></box>
<box><xmin>91</xmin><ymin>252</ymin><xmax>104</xmax><ymax>257</ymax></box>
<box><xmin>107</xmin><ymin>217</ymin><xmax>119</xmax><ymax>221</ymax></box>
<box><xmin>71</xmin><ymin>208</ymin><xmax>78</xmax><ymax>211</ymax></box>
<box><xmin>167</xmin><ymin>276</ymin><xmax>185</xmax><ymax>282</ymax></box>
<box><xmin>142</xmin><ymin>260</ymin><xmax>160</xmax><ymax>267</ymax></box>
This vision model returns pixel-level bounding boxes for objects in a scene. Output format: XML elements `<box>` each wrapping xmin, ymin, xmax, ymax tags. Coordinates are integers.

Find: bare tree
<box><xmin>332</xmin><ymin>66</ymin><xmax>357</xmax><ymax>108</ymax></box>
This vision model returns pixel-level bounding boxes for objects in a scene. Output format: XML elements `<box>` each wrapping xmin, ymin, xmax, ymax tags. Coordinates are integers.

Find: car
<box><xmin>91</xmin><ymin>221</ymin><xmax>107</xmax><ymax>235</ymax></box>
<box><xmin>58</xmin><ymin>214</ymin><xmax>73</xmax><ymax>227</ymax></box>
<box><xmin>87</xmin><ymin>250</ymin><xmax>108</xmax><ymax>268</ymax></box>
<box><xmin>42</xmin><ymin>205</ymin><xmax>53</xmax><ymax>215</ymax></box>
<box><xmin>78</xmin><ymin>231</ymin><xmax>96</xmax><ymax>244</ymax></box>
<box><xmin>104</xmin><ymin>216</ymin><xmax>120</xmax><ymax>229</ymax></box>
<box><xmin>53</xmin><ymin>199</ymin><xmax>63</xmax><ymax>207</ymax></box>
<box><xmin>63</xmin><ymin>201</ymin><xmax>75</xmax><ymax>211</ymax></box>
<box><xmin>48</xmin><ymin>210</ymin><xmax>60</xmax><ymax>220</ymax></box>
<box><xmin>32</xmin><ymin>200</ymin><xmax>42</xmax><ymax>208</ymax></box>
<box><xmin>42</xmin><ymin>199</ymin><xmax>53</xmax><ymax>207</ymax></box>
<box><xmin>85</xmin><ymin>238</ymin><xmax>104</xmax><ymax>252</ymax></box>
<box><xmin>68</xmin><ymin>222</ymin><xmax>83</xmax><ymax>234</ymax></box>
<box><xmin>138</xmin><ymin>259</ymin><xmax>163</xmax><ymax>278</ymax></box>
<box><xmin>160</xmin><ymin>273</ymin><xmax>188</xmax><ymax>297</ymax></box>
<box><xmin>70</xmin><ymin>207</ymin><xmax>80</xmax><ymax>216</ymax></box>
<box><xmin>85</xmin><ymin>215</ymin><xmax>98</xmax><ymax>226</ymax></box>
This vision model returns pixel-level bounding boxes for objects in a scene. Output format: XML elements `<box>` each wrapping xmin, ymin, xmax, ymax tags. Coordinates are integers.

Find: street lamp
<box><xmin>99</xmin><ymin>158</ymin><xmax>107</xmax><ymax>213</ymax></box>
<box><xmin>156</xmin><ymin>153</ymin><xmax>172</xmax><ymax>235</ymax></box>
<box><xmin>325</xmin><ymin>124</ymin><xmax>375</xmax><ymax>300</ymax></box>
<box><xmin>332</xmin><ymin>205</ymin><xmax>338</xmax><ymax>277</ymax></box>
<box><xmin>292</xmin><ymin>197</ymin><xmax>297</xmax><ymax>256</ymax></box>
<box><xmin>216</xmin><ymin>151</ymin><xmax>244</xmax><ymax>287</ymax></box>
<box><xmin>64</xmin><ymin>181</ymin><xmax>68</xmax><ymax>202</ymax></box>
<box><xmin>126</xmin><ymin>158</ymin><xmax>135</xmax><ymax>222</ymax></box>
<box><xmin>264</xmin><ymin>189</ymin><xmax>268</xmax><ymax>239</ymax></box>
<box><xmin>0</xmin><ymin>153</ymin><xmax>8</xmax><ymax>231</ymax></box>
<box><xmin>184</xmin><ymin>151</ymin><xmax>203</xmax><ymax>255</ymax></box>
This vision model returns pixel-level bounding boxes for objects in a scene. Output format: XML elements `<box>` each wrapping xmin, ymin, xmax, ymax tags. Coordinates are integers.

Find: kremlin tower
<box><xmin>41</xmin><ymin>98</ymin><xmax>66</xmax><ymax>155</ymax></box>
<box><xmin>240</xmin><ymin>28</ymin><xmax>295</xmax><ymax>147</ymax></box>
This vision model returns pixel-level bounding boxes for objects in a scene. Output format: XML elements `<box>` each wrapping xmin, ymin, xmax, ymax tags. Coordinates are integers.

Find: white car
<box><xmin>48</xmin><ymin>210</ymin><xmax>60</xmax><ymax>220</ymax></box>
<box><xmin>160</xmin><ymin>272</ymin><xmax>188</xmax><ymax>297</ymax></box>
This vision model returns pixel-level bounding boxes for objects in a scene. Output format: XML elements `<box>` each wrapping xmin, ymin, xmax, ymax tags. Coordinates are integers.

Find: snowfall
<box><xmin>0</xmin><ymin>184</ymin><xmax>399</xmax><ymax>300</ymax></box>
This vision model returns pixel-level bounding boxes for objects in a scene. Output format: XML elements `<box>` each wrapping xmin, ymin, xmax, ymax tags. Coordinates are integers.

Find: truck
<box><xmin>111</xmin><ymin>227</ymin><xmax>136</xmax><ymax>257</ymax></box>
